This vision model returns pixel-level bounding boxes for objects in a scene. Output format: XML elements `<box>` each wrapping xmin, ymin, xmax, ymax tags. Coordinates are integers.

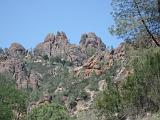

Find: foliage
<box><xmin>85</xmin><ymin>47</ymin><xmax>97</xmax><ymax>57</ymax></box>
<box><xmin>50</xmin><ymin>56</ymin><xmax>73</xmax><ymax>66</ymax></box>
<box><xmin>86</xmin><ymin>72</ymin><xmax>102</xmax><ymax>91</ymax></box>
<box><xmin>110</xmin><ymin>0</ymin><xmax>160</xmax><ymax>46</ymax></box>
<box><xmin>74</xmin><ymin>109</ymin><xmax>100</xmax><ymax>120</ymax></box>
<box><xmin>66</xmin><ymin>79</ymin><xmax>89</xmax><ymax>102</ymax></box>
<box><xmin>95</xmin><ymin>82</ymin><xmax>123</xmax><ymax>120</ymax></box>
<box><xmin>95</xmin><ymin>48</ymin><xmax>160</xmax><ymax>119</ymax></box>
<box><xmin>122</xmin><ymin>48</ymin><xmax>160</xmax><ymax>113</ymax></box>
<box><xmin>0</xmin><ymin>73</ymin><xmax>27</xmax><ymax>120</ymax></box>
<box><xmin>43</xmin><ymin>54</ymin><xmax>49</xmax><ymax>61</ymax></box>
<box><xmin>26</xmin><ymin>61</ymin><xmax>52</xmax><ymax>75</ymax></box>
<box><xmin>25</xmin><ymin>103</ymin><xmax>70</xmax><ymax>120</ymax></box>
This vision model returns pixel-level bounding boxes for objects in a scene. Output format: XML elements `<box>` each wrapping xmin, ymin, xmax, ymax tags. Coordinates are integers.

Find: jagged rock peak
<box><xmin>44</xmin><ymin>33</ymin><xmax>55</xmax><ymax>43</ymax></box>
<box><xmin>44</xmin><ymin>31</ymin><xmax>68</xmax><ymax>44</ymax></box>
<box><xmin>0</xmin><ymin>58</ymin><xmax>41</xmax><ymax>89</ymax></box>
<box><xmin>80</xmin><ymin>32</ymin><xmax>106</xmax><ymax>51</ymax></box>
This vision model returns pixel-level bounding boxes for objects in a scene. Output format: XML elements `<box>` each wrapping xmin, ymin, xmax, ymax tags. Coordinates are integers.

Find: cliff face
<box><xmin>0</xmin><ymin>31</ymin><xmax>109</xmax><ymax>90</ymax></box>
<box><xmin>0</xmin><ymin>31</ymin><xmax>129</xmax><ymax>92</ymax></box>
<box><xmin>0</xmin><ymin>58</ymin><xmax>41</xmax><ymax>89</ymax></box>
<box><xmin>34</xmin><ymin>32</ymin><xmax>106</xmax><ymax>66</ymax></box>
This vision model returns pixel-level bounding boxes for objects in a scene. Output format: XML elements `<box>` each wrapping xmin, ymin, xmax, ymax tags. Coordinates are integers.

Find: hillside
<box><xmin>0</xmin><ymin>31</ymin><xmax>160</xmax><ymax>120</ymax></box>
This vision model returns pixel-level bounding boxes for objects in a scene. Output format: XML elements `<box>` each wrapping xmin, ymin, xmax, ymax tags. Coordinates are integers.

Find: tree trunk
<box><xmin>134</xmin><ymin>0</ymin><xmax>160</xmax><ymax>47</ymax></box>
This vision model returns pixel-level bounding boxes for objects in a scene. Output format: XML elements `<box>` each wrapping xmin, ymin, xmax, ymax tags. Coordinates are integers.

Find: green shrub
<box><xmin>50</xmin><ymin>57</ymin><xmax>73</xmax><ymax>66</ymax></box>
<box><xmin>43</xmin><ymin>55</ymin><xmax>49</xmax><ymax>61</ymax></box>
<box><xmin>67</xmin><ymin>79</ymin><xmax>89</xmax><ymax>102</ymax></box>
<box><xmin>85</xmin><ymin>47</ymin><xmax>96</xmax><ymax>57</ymax></box>
<box><xmin>25</xmin><ymin>103</ymin><xmax>70</xmax><ymax>120</ymax></box>
<box><xmin>95</xmin><ymin>48</ymin><xmax>160</xmax><ymax>119</ymax></box>
<box><xmin>0</xmin><ymin>73</ymin><xmax>27</xmax><ymax>120</ymax></box>
<box><xmin>122</xmin><ymin>48</ymin><xmax>160</xmax><ymax>114</ymax></box>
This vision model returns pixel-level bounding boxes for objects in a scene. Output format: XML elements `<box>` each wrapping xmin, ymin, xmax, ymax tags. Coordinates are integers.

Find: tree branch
<box><xmin>134</xmin><ymin>0</ymin><xmax>160</xmax><ymax>47</ymax></box>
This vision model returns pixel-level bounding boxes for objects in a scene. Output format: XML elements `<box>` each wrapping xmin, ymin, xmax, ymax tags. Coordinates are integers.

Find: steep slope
<box><xmin>1</xmin><ymin>32</ymin><xmax>158</xmax><ymax>120</ymax></box>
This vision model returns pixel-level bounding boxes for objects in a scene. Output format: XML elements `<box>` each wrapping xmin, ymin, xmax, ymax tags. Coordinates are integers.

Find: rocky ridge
<box><xmin>34</xmin><ymin>32</ymin><xmax>106</xmax><ymax>66</ymax></box>
<box><xmin>0</xmin><ymin>31</ymin><xmax>131</xmax><ymax>119</ymax></box>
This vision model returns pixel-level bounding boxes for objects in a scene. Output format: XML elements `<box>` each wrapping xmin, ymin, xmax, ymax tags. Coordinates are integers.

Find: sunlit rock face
<box><xmin>34</xmin><ymin>32</ymin><xmax>107</xmax><ymax>66</ymax></box>
<box><xmin>34</xmin><ymin>32</ymin><xmax>68</xmax><ymax>57</ymax></box>
<box><xmin>34</xmin><ymin>32</ymin><xmax>87</xmax><ymax>66</ymax></box>
<box><xmin>74</xmin><ymin>51</ymin><xmax>113</xmax><ymax>78</ymax></box>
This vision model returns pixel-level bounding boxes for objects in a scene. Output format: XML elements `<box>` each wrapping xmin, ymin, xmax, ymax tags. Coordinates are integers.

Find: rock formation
<box><xmin>0</xmin><ymin>58</ymin><xmax>41</xmax><ymax>89</ymax></box>
<box><xmin>34</xmin><ymin>32</ymin><xmax>107</xmax><ymax>66</ymax></box>
<box><xmin>34</xmin><ymin>32</ymin><xmax>87</xmax><ymax>66</ymax></box>
<box><xmin>74</xmin><ymin>52</ymin><xmax>112</xmax><ymax>77</ymax></box>
<box><xmin>8</xmin><ymin>43</ymin><xmax>26</xmax><ymax>57</ymax></box>
<box><xmin>80</xmin><ymin>32</ymin><xmax>106</xmax><ymax>51</ymax></box>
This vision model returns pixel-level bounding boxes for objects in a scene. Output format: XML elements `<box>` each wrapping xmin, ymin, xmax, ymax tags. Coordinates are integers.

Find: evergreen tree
<box><xmin>110</xmin><ymin>0</ymin><xmax>160</xmax><ymax>46</ymax></box>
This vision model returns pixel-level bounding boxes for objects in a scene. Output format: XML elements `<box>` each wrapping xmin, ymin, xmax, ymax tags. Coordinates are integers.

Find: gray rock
<box><xmin>34</xmin><ymin>32</ymin><xmax>87</xmax><ymax>66</ymax></box>
<box><xmin>80</xmin><ymin>32</ymin><xmax>106</xmax><ymax>51</ymax></box>
<box><xmin>0</xmin><ymin>58</ymin><xmax>41</xmax><ymax>89</ymax></box>
<box><xmin>9</xmin><ymin>43</ymin><xmax>26</xmax><ymax>57</ymax></box>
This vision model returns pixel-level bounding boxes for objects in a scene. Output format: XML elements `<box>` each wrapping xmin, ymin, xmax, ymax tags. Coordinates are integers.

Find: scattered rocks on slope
<box><xmin>98</xmin><ymin>80</ymin><xmax>107</xmax><ymax>91</ymax></box>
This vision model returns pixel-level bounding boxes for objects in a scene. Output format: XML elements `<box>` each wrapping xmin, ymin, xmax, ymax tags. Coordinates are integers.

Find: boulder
<box><xmin>80</xmin><ymin>32</ymin><xmax>106</xmax><ymax>51</ymax></box>
<box><xmin>98</xmin><ymin>80</ymin><xmax>107</xmax><ymax>91</ymax></box>
<box><xmin>9</xmin><ymin>43</ymin><xmax>26</xmax><ymax>57</ymax></box>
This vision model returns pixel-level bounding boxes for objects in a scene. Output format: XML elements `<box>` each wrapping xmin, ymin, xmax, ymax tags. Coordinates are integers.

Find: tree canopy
<box><xmin>110</xmin><ymin>0</ymin><xmax>160</xmax><ymax>46</ymax></box>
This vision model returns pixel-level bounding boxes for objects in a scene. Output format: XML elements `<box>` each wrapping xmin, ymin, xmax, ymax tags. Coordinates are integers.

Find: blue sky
<box><xmin>0</xmin><ymin>0</ymin><xmax>122</xmax><ymax>49</ymax></box>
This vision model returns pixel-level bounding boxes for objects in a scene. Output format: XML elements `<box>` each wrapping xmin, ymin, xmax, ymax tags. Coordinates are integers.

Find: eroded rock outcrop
<box><xmin>34</xmin><ymin>32</ymin><xmax>87</xmax><ymax>66</ymax></box>
<box><xmin>9</xmin><ymin>43</ymin><xmax>26</xmax><ymax>57</ymax></box>
<box><xmin>80</xmin><ymin>32</ymin><xmax>106</xmax><ymax>51</ymax></box>
<box><xmin>34</xmin><ymin>32</ymin><xmax>107</xmax><ymax>66</ymax></box>
<box><xmin>74</xmin><ymin>52</ymin><xmax>112</xmax><ymax>77</ymax></box>
<box><xmin>0</xmin><ymin>58</ymin><xmax>41</xmax><ymax>89</ymax></box>
<box><xmin>34</xmin><ymin>32</ymin><xmax>68</xmax><ymax>57</ymax></box>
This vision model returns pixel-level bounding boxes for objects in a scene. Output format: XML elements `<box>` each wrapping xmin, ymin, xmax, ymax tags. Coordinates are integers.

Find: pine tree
<box><xmin>110</xmin><ymin>0</ymin><xmax>160</xmax><ymax>46</ymax></box>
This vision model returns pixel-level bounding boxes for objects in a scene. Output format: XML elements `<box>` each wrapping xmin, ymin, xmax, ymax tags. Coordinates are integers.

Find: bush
<box><xmin>122</xmin><ymin>48</ymin><xmax>160</xmax><ymax>114</ymax></box>
<box><xmin>43</xmin><ymin>55</ymin><xmax>49</xmax><ymax>61</ymax></box>
<box><xmin>25</xmin><ymin>103</ymin><xmax>70</xmax><ymax>120</ymax></box>
<box><xmin>95</xmin><ymin>48</ymin><xmax>160</xmax><ymax>119</ymax></box>
<box><xmin>85</xmin><ymin>47</ymin><xmax>96</xmax><ymax>57</ymax></box>
<box><xmin>67</xmin><ymin>79</ymin><xmax>89</xmax><ymax>102</ymax></box>
<box><xmin>0</xmin><ymin>73</ymin><xmax>27</xmax><ymax>120</ymax></box>
<box><xmin>50</xmin><ymin>57</ymin><xmax>73</xmax><ymax>66</ymax></box>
